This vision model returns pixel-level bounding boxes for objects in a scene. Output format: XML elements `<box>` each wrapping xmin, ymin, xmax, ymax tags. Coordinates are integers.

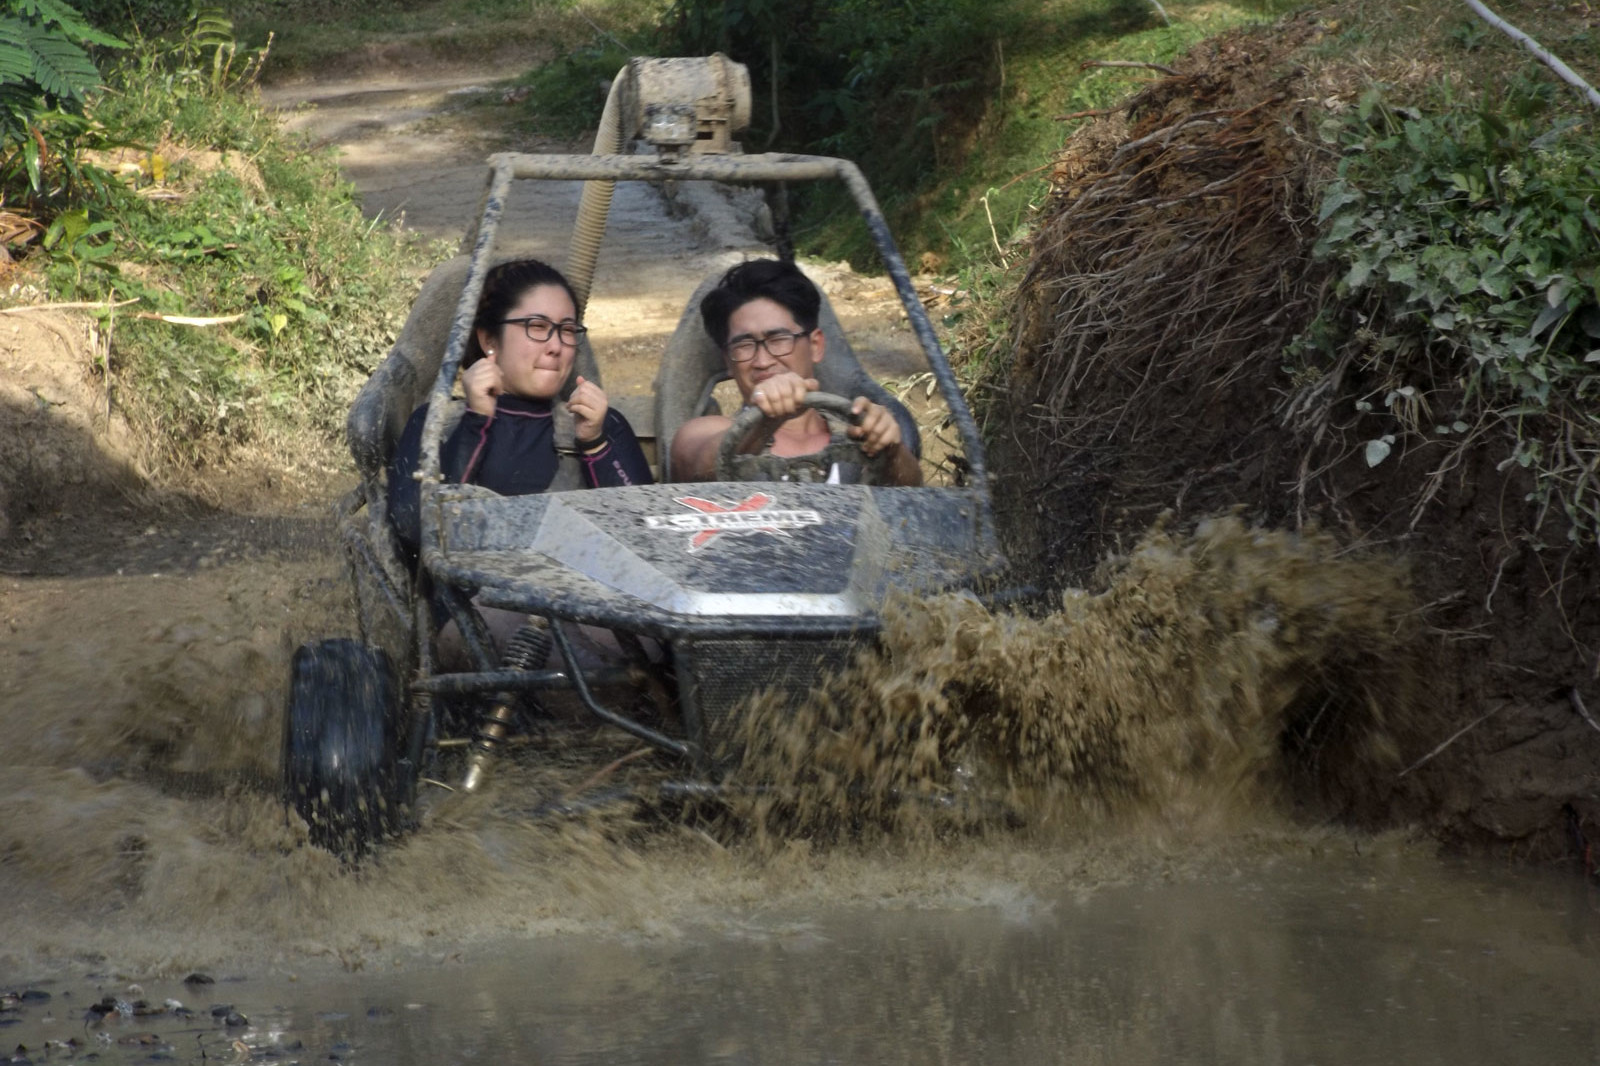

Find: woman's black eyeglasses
<box><xmin>725</xmin><ymin>329</ymin><xmax>808</xmax><ymax>363</ymax></box>
<box><xmin>501</xmin><ymin>315</ymin><xmax>587</xmax><ymax>346</ymax></box>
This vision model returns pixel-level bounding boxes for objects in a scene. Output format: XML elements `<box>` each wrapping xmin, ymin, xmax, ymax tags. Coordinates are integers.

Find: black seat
<box><xmin>651</xmin><ymin>268</ymin><xmax>921</xmax><ymax>481</ymax></box>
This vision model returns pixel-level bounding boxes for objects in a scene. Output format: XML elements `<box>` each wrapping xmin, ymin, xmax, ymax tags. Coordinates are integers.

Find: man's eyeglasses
<box><xmin>501</xmin><ymin>315</ymin><xmax>587</xmax><ymax>346</ymax></box>
<box><xmin>725</xmin><ymin>329</ymin><xmax>809</xmax><ymax>363</ymax></box>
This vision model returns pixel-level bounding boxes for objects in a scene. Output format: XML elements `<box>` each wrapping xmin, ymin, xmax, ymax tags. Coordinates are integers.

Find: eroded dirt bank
<box><xmin>992</xmin><ymin>14</ymin><xmax>1600</xmax><ymax>862</ymax></box>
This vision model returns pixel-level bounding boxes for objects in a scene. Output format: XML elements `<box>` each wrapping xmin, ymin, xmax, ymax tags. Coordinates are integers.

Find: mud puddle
<box><xmin>5</xmin><ymin>852</ymin><xmax>1598</xmax><ymax>1066</ymax></box>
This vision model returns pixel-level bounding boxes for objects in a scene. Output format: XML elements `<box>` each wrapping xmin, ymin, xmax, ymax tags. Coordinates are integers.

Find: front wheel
<box><xmin>281</xmin><ymin>638</ymin><xmax>412</xmax><ymax>858</ymax></box>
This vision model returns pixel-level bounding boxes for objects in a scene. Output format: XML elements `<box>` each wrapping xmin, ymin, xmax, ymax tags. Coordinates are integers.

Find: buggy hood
<box><xmin>422</xmin><ymin>481</ymin><xmax>1001</xmax><ymax>637</ymax></box>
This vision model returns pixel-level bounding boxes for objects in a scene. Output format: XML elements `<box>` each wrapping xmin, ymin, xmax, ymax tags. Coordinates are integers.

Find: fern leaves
<box><xmin>0</xmin><ymin>23</ymin><xmax>34</xmax><ymax>85</ymax></box>
<box><xmin>0</xmin><ymin>0</ymin><xmax>123</xmax><ymax>106</ymax></box>
<box><xmin>191</xmin><ymin>7</ymin><xmax>232</xmax><ymax>51</ymax></box>
<box><xmin>17</xmin><ymin>0</ymin><xmax>123</xmax><ymax>49</ymax></box>
<box><xmin>17</xmin><ymin>22</ymin><xmax>101</xmax><ymax>100</ymax></box>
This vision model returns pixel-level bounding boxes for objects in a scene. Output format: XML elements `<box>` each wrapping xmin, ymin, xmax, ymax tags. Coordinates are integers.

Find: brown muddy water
<box><xmin>3</xmin><ymin>852</ymin><xmax>1598</xmax><ymax>1065</ymax></box>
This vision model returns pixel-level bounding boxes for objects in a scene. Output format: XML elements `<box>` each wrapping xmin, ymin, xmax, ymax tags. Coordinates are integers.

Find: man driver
<box><xmin>669</xmin><ymin>259</ymin><xmax>923</xmax><ymax>486</ymax></box>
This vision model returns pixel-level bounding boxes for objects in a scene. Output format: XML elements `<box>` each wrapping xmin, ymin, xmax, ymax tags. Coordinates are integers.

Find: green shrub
<box><xmin>1296</xmin><ymin>84</ymin><xmax>1600</xmax><ymax>543</ymax></box>
<box><xmin>0</xmin><ymin>0</ymin><xmax>124</xmax><ymax>202</ymax></box>
<box><xmin>73</xmin><ymin>0</ymin><xmax>190</xmax><ymax>37</ymax></box>
<box><xmin>667</xmin><ymin>0</ymin><xmax>1028</xmax><ymax>186</ymax></box>
<box><xmin>517</xmin><ymin>37</ymin><xmax>637</xmax><ymax>140</ymax></box>
<box><xmin>660</xmin><ymin>0</ymin><xmax>1264</xmax><ymax>269</ymax></box>
<box><xmin>29</xmin><ymin>14</ymin><xmax>441</xmax><ymax>463</ymax></box>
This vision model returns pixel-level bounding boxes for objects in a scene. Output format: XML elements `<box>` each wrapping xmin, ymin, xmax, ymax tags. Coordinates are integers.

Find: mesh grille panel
<box><xmin>684</xmin><ymin>637</ymin><xmax>860</xmax><ymax>757</ymax></box>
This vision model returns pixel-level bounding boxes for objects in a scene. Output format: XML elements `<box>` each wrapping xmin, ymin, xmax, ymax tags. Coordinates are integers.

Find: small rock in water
<box><xmin>223</xmin><ymin>1011</ymin><xmax>249</xmax><ymax>1028</ymax></box>
<box><xmin>209</xmin><ymin>1005</ymin><xmax>233</xmax><ymax>1018</ymax></box>
<box><xmin>182</xmin><ymin>973</ymin><xmax>215</xmax><ymax>986</ymax></box>
<box><xmin>18</xmin><ymin>992</ymin><xmax>49</xmax><ymax>1004</ymax></box>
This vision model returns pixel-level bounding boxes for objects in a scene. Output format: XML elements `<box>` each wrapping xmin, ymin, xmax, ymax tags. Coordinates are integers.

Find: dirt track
<box><xmin>264</xmin><ymin>68</ymin><xmax>932</xmax><ymax>396</ymax></box>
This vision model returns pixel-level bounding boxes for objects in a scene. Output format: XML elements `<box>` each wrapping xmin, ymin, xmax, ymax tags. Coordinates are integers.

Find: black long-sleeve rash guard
<box><xmin>386</xmin><ymin>393</ymin><xmax>653</xmax><ymax>564</ymax></box>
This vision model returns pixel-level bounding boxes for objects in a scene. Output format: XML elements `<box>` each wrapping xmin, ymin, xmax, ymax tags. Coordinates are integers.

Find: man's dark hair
<box><xmin>465</xmin><ymin>258</ymin><xmax>579</xmax><ymax>366</ymax></box>
<box><xmin>699</xmin><ymin>258</ymin><xmax>821</xmax><ymax>349</ymax></box>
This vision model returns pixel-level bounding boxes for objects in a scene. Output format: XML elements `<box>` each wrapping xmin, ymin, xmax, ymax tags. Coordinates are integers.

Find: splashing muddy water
<box><xmin>4</xmin><ymin>517</ymin><xmax>1597</xmax><ymax>1066</ymax></box>
<box><xmin>727</xmin><ymin>515</ymin><xmax>1416</xmax><ymax>844</ymax></box>
<box><xmin>3</xmin><ymin>516</ymin><xmax>1419</xmax><ymax>973</ymax></box>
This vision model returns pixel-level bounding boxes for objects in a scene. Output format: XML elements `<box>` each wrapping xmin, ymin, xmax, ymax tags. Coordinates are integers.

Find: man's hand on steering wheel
<box><xmin>717</xmin><ymin>390</ymin><xmax>903</xmax><ymax>484</ymax></box>
<box><xmin>848</xmin><ymin>397</ymin><xmax>903</xmax><ymax>456</ymax></box>
<box><xmin>746</xmin><ymin>371</ymin><xmax>819</xmax><ymax>431</ymax></box>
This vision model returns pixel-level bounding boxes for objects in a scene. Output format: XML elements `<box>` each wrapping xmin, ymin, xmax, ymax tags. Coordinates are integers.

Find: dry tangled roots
<box><xmin>1002</xmin><ymin>15</ymin><xmax>1334</xmax><ymax>572</ymax></box>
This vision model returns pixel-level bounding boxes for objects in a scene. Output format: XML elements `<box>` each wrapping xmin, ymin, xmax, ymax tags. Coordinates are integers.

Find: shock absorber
<box><xmin>460</xmin><ymin>619</ymin><xmax>553</xmax><ymax>793</ymax></box>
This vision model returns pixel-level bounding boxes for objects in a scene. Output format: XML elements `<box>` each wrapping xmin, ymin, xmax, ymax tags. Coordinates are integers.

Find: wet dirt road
<box><xmin>5</xmin><ymin>852</ymin><xmax>1598</xmax><ymax>1065</ymax></box>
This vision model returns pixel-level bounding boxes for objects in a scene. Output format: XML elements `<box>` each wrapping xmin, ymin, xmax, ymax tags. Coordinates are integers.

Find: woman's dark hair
<box><xmin>699</xmin><ymin>258</ymin><xmax>821</xmax><ymax>348</ymax></box>
<box><xmin>465</xmin><ymin>258</ymin><xmax>580</xmax><ymax>366</ymax></box>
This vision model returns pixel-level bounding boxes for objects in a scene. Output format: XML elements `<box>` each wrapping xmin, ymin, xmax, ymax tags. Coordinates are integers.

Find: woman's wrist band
<box><xmin>580</xmin><ymin>429</ymin><xmax>609</xmax><ymax>455</ymax></box>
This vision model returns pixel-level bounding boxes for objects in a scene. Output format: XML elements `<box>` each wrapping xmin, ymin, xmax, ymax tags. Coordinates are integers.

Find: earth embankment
<box><xmin>994</xmin><ymin>12</ymin><xmax>1600</xmax><ymax>861</ymax></box>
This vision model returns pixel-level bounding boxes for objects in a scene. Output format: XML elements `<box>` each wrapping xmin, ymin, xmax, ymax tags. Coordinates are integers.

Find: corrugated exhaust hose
<box><xmin>565</xmin><ymin>69</ymin><xmax>626</xmax><ymax>316</ymax></box>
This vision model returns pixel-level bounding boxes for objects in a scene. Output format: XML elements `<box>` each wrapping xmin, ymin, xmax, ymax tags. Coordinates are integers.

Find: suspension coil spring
<box><xmin>460</xmin><ymin>619</ymin><xmax>553</xmax><ymax>792</ymax></box>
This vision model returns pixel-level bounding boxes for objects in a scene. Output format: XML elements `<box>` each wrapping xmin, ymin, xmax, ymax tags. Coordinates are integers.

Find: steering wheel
<box><xmin>714</xmin><ymin>391</ymin><xmax>895</xmax><ymax>485</ymax></box>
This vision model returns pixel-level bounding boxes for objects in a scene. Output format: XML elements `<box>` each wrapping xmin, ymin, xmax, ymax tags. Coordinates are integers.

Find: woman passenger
<box><xmin>387</xmin><ymin>258</ymin><xmax>652</xmax><ymax>563</ymax></box>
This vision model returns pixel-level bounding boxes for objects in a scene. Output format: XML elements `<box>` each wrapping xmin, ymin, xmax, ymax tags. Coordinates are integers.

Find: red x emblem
<box><xmin>678</xmin><ymin>493</ymin><xmax>776</xmax><ymax>551</ymax></box>
<box><xmin>642</xmin><ymin>493</ymin><xmax>824</xmax><ymax>552</ymax></box>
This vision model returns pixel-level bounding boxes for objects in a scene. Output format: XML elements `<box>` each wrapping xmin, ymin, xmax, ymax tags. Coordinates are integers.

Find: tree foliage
<box><xmin>0</xmin><ymin>0</ymin><xmax>120</xmax><ymax>104</ymax></box>
<box><xmin>667</xmin><ymin>0</ymin><xmax>1028</xmax><ymax>188</ymax></box>
<box><xmin>0</xmin><ymin>0</ymin><xmax>123</xmax><ymax>195</ymax></box>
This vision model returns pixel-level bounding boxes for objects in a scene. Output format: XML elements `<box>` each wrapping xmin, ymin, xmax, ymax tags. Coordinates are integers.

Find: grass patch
<box><xmin>1302</xmin><ymin>0</ymin><xmax>1600</xmax><ymax>95</ymax></box>
<box><xmin>746</xmin><ymin>0</ymin><xmax>1291</xmax><ymax>271</ymax></box>
<box><xmin>21</xmin><ymin>22</ymin><xmax>447</xmax><ymax>469</ymax></box>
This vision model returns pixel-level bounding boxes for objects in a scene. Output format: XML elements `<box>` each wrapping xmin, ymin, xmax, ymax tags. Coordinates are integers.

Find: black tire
<box><xmin>282</xmin><ymin>638</ymin><xmax>411</xmax><ymax>858</ymax></box>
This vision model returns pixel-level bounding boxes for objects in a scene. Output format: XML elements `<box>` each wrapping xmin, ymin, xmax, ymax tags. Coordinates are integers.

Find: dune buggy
<box><xmin>282</xmin><ymin>55</ymin><xmax>1008</xmax><ymax>855</ymax></box>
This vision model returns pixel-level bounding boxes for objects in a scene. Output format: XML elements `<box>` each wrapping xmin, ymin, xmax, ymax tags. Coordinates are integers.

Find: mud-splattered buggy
<box><xmin>281</xmin><ymin>55</ymin><xmax>1007</xmax><ymax>856</ymax></box>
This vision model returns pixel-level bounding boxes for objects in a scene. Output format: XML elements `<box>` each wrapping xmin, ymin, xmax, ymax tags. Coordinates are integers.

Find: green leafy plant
<box><xmin>20</xmin><ymin>20</ymin><xmax>441</xmax><ymax>467</ymax></box>
<box><xmin>40</xmin><ymin>200</ymin><xmax>112</xmax><ymax>281</ymax></box>
<box><xmin>0</xmin><ymin>0</ymin><xmax>121</xmax><ymax>104</ymax></box>
<box><xmin>1294</xmin><ymin>86</ymin><xmax>1600</xmax><ymax>544</ymax></box>
<box><xmin>0</xmin><ymin>0</ymin><xmax>123</xmax><ymax>197</ymax></box>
